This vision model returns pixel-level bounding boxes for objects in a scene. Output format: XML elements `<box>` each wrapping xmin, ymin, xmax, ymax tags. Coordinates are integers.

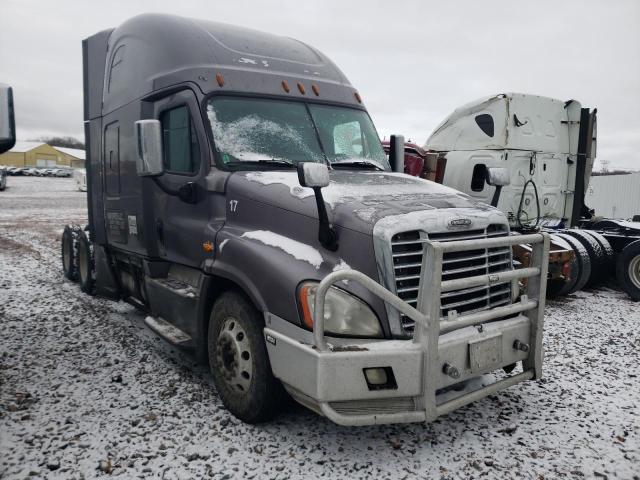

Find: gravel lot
<box><xmin>1</xmin><ymin>176</ymin><xmax>638</xmax><ymax>479</ymax></box>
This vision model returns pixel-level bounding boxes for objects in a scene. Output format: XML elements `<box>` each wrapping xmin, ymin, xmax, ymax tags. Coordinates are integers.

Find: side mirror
<box><xmin>135</xmin><ymin>120</ymin><xmax>164</xmax><ymax>176</ymax></box>
<box><xmin>486</xmin><ymin>167</ymin><xmax>510</xmax><ymax>186</ymax></box>
<box><xmin>388</xmin><ymin>134</ymin><xmax>405</xmax><ymax>173</ymax></box>
<box><xmin>297</xmin><ymin>162</ymin><xmax>329</xmax><ymax>188</ymax></box>
<box><xmin>0</xmin><ymin>84</ymin><xmax>16</xmax><ymax>155</ymax></box>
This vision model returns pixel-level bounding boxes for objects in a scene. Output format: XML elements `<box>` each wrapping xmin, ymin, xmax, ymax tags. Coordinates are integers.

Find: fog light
<box><xmin>363</xmin><ymin>367</ymin><xmax>397</xmax><ymax>390</ymax></box>
<box><xmin>364</xmin><ymin>368</ymin><xmax>387</xmax><ymax>385</ymax></box>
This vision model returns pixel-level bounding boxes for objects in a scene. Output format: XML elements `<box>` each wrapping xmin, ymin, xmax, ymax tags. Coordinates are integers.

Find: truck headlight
<box><xmin>298</xmin><ymin>282</ymin><xmax>383</xmax><ymax>338</ymax></box>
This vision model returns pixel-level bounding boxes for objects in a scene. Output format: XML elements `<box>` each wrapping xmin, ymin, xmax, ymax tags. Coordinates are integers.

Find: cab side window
<box><xmin>160</xmin><ymin>106</ymin><xmax>200</xmax><ymax>174</ymax></box>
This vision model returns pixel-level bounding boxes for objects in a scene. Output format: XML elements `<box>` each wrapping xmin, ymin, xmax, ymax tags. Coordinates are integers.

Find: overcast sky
<box><xmin>1</xmin><ymin>0</ymin><xmax>638</xmax><ymax>170</ymax></box>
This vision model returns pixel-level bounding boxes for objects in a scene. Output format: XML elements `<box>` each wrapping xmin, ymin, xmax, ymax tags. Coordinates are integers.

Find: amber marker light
<box><xmin>297</xmin><ymin>82</ymin><xmax>306</xmax><ymax>95</ymax></box>
<box><xmin>215</xmin><ymin>73</ymin><xmax>224</xmax><ymax>87</ymax></box>
<box><xmin>281</xmin><ymin>80</ymin><xmax>290</xmax><ymax>93</ymax></box>
<box><xmin>298</xmin><ymin>284</ymin><xmax>315</xmax><ymax>330</ymax></box>
<box><xmin>311</xmin><ymin>84</ymin><xmax>320</xmax><ymax>96</ymax></box>
<box><xmin>203</xmin><ymin>241</ymin><xmax>214</xmax><ymax>253</ymax></box>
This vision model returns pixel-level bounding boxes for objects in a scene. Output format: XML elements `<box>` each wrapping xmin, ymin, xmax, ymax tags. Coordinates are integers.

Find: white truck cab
<box><xmin>427</xmin><ymin>93</ymin><xmax>597</xmax><ymax>229</ymax></box>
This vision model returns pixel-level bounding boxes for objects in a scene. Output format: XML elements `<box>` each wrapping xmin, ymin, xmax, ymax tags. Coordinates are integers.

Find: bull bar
<box><xmin>265</xmin><ymin>233</ymin><xmax>550</xmax><ymax>425</ymax></box>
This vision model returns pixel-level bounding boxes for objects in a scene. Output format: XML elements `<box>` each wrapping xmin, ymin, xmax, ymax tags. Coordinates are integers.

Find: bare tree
<box><xmin>31</xmin><ymin>136</ymin><xmax>85</xmax><ymax>149</ymax></box>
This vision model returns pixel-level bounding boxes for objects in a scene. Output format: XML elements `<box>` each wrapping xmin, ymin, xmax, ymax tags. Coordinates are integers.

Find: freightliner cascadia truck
<box><xmin>61</xmin><ymin>14</ymin><xmax>550</xmax><ymax>425</ymax></box>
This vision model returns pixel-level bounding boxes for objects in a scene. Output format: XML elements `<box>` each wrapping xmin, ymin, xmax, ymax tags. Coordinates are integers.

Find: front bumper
<box><xmin>265</xmin><ymin>233</ymin><xmax>550</xmax><ymax>426</ymax></box>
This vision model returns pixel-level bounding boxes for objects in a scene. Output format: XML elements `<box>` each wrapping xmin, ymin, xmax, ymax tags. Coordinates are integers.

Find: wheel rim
<box><xmin>62</xmin><ymin>235</ymin><xmax>71</xmax><ymax>272</ymax></box>
<box><xmin>629</xmin><ymin>255</ymin><xmax>640</xmax><ymax>289</ymax></box>
<box><xmin>215</xmin><ymin>317</ymin><xmax>253</xmax><ymax>393</ymax></box>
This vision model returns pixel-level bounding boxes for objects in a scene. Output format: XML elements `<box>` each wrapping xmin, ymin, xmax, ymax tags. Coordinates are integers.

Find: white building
<box><xmin>586</xmin><ymin>172</ymin><xmax>640</xmax><ymax>219</ymax></box>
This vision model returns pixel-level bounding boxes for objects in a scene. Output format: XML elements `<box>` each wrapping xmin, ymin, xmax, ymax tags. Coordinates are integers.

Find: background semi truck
<box><xmin>61</xmin><ymin>14</ymin><xmax>550</xmax><ymax>425</ymax></box>
<box><xmin>389</xmin><ymin>93</ymin><xmax>640</xmax><ymax>301</ymax></box>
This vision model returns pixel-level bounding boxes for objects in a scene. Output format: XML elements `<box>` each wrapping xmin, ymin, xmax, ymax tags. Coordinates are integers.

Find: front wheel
<box><xmin>616</xmin><ymin>240</ymin><xmax>640</xmax><ymax>301</ymax></box>
<box><xmin>208</xmin><ymin>291</ymin><xmax>285</xmax><ymax>423</ymax></box>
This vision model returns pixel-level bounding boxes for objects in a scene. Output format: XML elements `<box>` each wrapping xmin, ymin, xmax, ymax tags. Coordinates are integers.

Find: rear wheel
<box><xmin>553</xmin><ymin>233</ymin><xmax>591</xmax><ymax>293</ymax></box>
<box><xmin>77</xmin><ymin>230</ymin><xmax>95</xmax><ymax>295</ymax></box>
<box><xmin>616</xmin><ymin>240</ymin><xmax>640</xmax><ymax>301</ymax></box>
<box><xmin>581</xmin><ymin>230</ymin><xmax>615</xmax><ymax>277</ymax></box>
<box><xmin>563</xmin><ymin>229</ymin><xmax>605</xmax><ymax>286</ymax></box>
<box><xmin>61</xmin><ymin>225</ymin><xmax>80</xmax><ymax>281</ymax></box>
<box><xmin>207</xmin><ymin>291</ymin><xmax>285</xmax><ymax>423</ymax></box>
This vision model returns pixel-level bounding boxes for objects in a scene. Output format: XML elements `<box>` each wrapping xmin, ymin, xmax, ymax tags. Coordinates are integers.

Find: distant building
<box><xmin>0</xmin><ymin>141</ymin><xmax>85</xmax><ymax>169</ymax></box>
<box><xmin>586</xmin><ymin>172</ymin><xmax>640</xmax><ymax>219</ymax></box>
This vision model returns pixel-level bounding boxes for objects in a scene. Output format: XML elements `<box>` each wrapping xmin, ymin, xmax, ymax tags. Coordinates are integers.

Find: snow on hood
<box><xmin>229</xmin><ymin>170</ymin><xmax>498</xmax><ymax>234</ymax></box>
<box><xmin>241</xmin><ymin>230</ymin><xmax>323</xmax><ymax>269</ymax></box>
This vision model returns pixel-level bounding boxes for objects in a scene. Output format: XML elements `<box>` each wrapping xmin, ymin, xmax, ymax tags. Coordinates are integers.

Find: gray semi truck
<box><xmin>61</xmin><ymin>14</ymin><xmax>550</xmax><ymax>425</ymax></box>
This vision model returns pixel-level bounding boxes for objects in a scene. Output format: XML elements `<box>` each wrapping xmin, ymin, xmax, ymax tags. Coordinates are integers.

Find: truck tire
<box><xmin>616</xmin><ymin>240</ymin><xmax>640</xmax><ymax>301</ymax></box>
<box><xmin>207</xmin><ymin>291</ymin><xmax>285</xmax><ymax>423</ymax></box>
<box><xmin>61</xmin><ymin>225</ymin><xmax>80</xmax><ymax>281</ymax></box>
<box><xmin>581</xmin><ymin>230</ymin><xmax>615</xmax><ymax>277</ymax></box>
<box><xmin>77</xmin><ymin>230</ymin><xmax>95</xmax><ymax>295</ymax></box>
<box><xmin>547</xmin><ymin>233</ymin><xmax>579</xmax><ymax>297</ymax></box>
<box><xmin>563</xmin><ymin>229</ymin><xmax>605</xmax><ymax>286</ymax></box>
<box><xmin>553</xmin><ymin>233</ymin><xmax>591</xmax><ymax>293</ymax></box>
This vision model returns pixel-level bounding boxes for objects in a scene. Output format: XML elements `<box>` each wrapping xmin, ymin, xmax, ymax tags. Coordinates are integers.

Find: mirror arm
<box><xmin>313</xmin><ymin>187</ymin><xmax>338</xmax><ymax>251</ymax></box>
<box><xmin>490</xmin><ymin>185</ymin><xmax>503</xmax><ymax>207</ymax></box>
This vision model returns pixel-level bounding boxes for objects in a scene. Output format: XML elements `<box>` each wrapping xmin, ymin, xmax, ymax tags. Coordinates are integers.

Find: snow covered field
<box><xmin>0</xmin><ymin>176</ymin><xmax>638</xmax><ymax>479</ymax></box>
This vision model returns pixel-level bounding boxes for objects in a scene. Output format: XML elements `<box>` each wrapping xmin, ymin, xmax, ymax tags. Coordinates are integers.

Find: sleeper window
<box><xmin>475</xmin><ymin>114</ymin><xmax>494</xmax><ymax>137</ymax></box>
<box><xmin>161</xmin><ymin>106</ymin><xmax>200</xmax><ymax>174</ymax></box>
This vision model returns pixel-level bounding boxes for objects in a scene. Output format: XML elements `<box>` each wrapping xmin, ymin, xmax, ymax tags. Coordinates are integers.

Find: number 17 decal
<box><xmin>229</xmin><ymin>200</ymin><xmax>238</xmax><ymax>212</ymax></box>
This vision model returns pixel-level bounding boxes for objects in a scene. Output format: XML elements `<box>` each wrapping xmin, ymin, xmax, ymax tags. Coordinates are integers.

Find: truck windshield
<box><xmin>206</xmin><ymin>96</ymin><xmax>389</xmax><ymax>171</ymax></box>
<box><xmin>307</xmin><ymin>104</ymin><xmax>389</xmax><ymax>170</ymax></box>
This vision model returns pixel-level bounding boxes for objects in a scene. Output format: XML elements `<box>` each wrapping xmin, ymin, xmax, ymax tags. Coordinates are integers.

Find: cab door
<box><xmin>149</xmin><ymin>88</ymin><xmax>211</xmax><ymax>267</ymax></box>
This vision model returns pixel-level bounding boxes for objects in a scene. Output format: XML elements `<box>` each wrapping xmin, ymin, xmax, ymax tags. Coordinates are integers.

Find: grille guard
<box><xmin>310</xmin><ymin>232</ymin><xmax>550</xmax><ymax>425</ymax></box>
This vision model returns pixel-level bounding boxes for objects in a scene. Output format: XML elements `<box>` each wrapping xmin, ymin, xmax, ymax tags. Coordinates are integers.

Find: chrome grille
<box><xmin>391</xmin><ymin>225</ymin><xmax>512</xmax><ymax>334</ymax></box>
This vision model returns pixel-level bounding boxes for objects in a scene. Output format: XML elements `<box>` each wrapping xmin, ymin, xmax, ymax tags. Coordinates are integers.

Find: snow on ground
<box><xmin>0</xmin><ymin>176</ymin><xmax>638</xmax><ymax>479</ymax></box>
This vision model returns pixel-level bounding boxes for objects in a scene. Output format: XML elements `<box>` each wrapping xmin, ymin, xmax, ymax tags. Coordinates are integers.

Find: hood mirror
<box><xmin>297</xmin><ymin>162</ymin><xmax>329</xmax><ymax>188</ymax></box>
<box><xmin>297</xmin><ymin>162</ymin><xmax>338</xmax><ymax>251</ymax></box>
<box><xmin>135</xmin><ymin>120</ymin><xmax>164</xmax><ymax>176</ymax></box>
<box><xmin>486</xmin><ymin>167</ymin><xmax>510</xmax><ymax>186</ymax></box>
<box><xmin>0</xmin><ymin>84</ymin><xmax>16</xmax><ymax>155</ymax></box>
<box><xmin>486</xmin><ymin>167</ymin><xmax>510</xmax><ymax>207</ymax></box>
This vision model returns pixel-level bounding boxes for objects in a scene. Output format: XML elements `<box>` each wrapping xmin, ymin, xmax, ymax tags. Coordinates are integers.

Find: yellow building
<box><xmin>0</xmin><ymin>142</ymin><xmax>85</xmax><ymax>168</ymax></box>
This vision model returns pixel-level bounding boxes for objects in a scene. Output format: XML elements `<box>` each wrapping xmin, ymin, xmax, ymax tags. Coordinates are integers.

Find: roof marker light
<box><xmin>297</xmin><ymin>82</ymin><xmax>306</xmax><ymax>95</ymax></box>
<box><xmin>354</xmin><ymin>91</ymin><xmax>362</xmax><ymax>103</ymax></box>
<box><xmin>216</xmin><ymin>73</ymin><xmax>224</xmax><ymax>87</ymax></box>
<box><xmin>282</xmin><ymin>80</ymin><xmax>290</xmax><ymax>93</ymax></box>
<box><xmin>311</xmin><ymin>84</ymin><xmax>320</xmax><ymax>96</ymax></box>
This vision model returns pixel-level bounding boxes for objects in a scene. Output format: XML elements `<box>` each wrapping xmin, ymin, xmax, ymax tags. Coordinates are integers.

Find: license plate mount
<box><xmin>469</xmin><ymin>333</ymin><xmax>503</xmax><ymax>373</ymax></box>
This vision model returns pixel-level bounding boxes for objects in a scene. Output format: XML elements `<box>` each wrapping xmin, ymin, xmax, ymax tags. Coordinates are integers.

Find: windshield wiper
<box><xmin>226</xmin><ymin>158</ymin><xmax>296</xmax><ymax>168</ymax></box>
<box><xmin>330</xmin><ymin>160</ymin><xmax>384</xmax><ymax>171</ymax></box>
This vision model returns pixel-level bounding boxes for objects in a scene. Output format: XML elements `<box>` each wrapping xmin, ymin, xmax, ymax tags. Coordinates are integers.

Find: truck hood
<box><xmin>227</xmin><ymin>170</ymin><xmax>499</xmax><ymax>234</ymax></box>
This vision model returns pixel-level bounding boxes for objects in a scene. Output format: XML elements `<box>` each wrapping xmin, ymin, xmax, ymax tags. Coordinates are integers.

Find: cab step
<box><xmin>144</xmin><ymin>315</ymin><xmax>194</xmax><ymax>347</ymax></box>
